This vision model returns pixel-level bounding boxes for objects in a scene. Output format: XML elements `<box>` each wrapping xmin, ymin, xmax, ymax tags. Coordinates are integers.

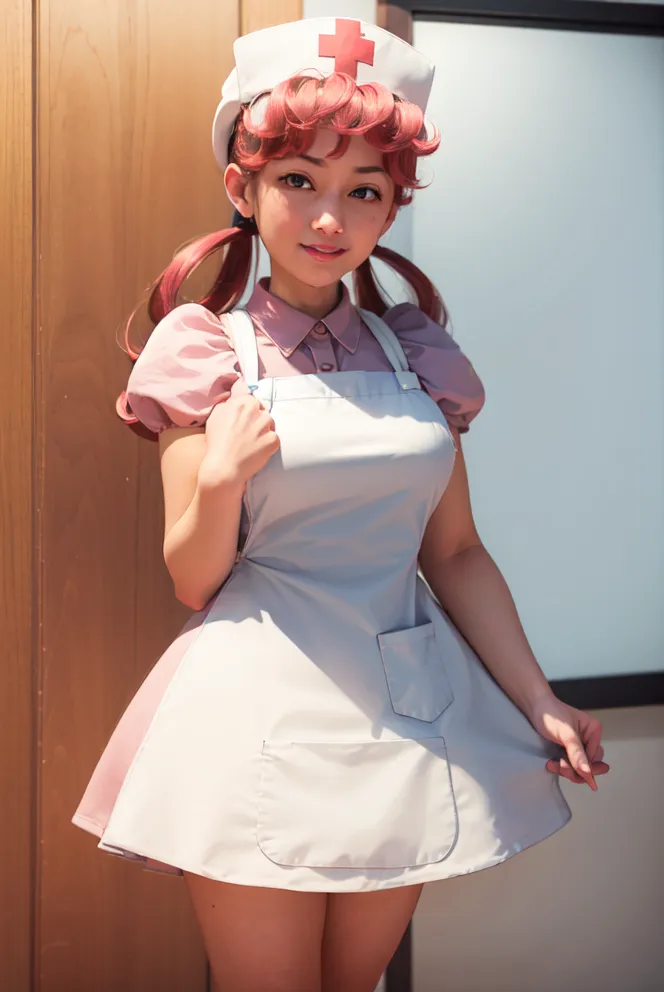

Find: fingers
<box><xmin>229</xmin><ymin>376</ymin><xmax>276</xmax><ymax>415</ymax></box>
<box><xmin>229</xmin><ymin>376</ymin><xmax>252</xmax><ymax>398</ymax></box>
<box><xmin>564</xmin><ymin>736</ymin><xmax>597</xmax><ymax>789</ymax></box>
<box><xmin>582</xmin><ymin>717</ymin><xmax>604</xmax><ymax>764</ymax></box>
<box><xmin>546</xmin><ymin>757</ymin><xmax>610</xmax><ymax>785</ymax></box>
<box><xmin>546</xmin><ymin>759</ymin><xmax>584</xmax><ymax>784</ymax></box>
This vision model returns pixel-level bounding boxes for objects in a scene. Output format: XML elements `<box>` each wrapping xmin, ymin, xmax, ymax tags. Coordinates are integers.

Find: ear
<box><xmin>224</xmin><ymin>163</ymin><xmax>254</xmax><ymax>219</ymax></box>
<box><xmin>379</xmin><ymin>201</ymin><xmax>399</xmax><ymax>238</ymax></box>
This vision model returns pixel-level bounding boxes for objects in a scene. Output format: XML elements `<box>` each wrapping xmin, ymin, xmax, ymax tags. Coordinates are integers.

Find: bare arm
<box><xmin>158</xmin><ymin>427</ymin><xmax>245</xmax><ymax>611</ymax></box>
<box><xmin>418</xmin><ymin>428</ymin><xmax>554</xmax><ymax>720</ymax></box>
<box><xmin>157</xmin><ymin>382</ymin><xmax>280</xmax><ymax>612</ymax></box>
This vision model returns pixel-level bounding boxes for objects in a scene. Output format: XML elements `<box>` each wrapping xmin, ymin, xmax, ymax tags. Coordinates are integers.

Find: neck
<box><xmin>267</xmin><ymin>267</ymin><xmax>342</xmax><ymax>320</ymax></box>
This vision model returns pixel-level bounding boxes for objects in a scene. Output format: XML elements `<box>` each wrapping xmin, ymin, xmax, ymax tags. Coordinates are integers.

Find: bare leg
<box><xmin>321</xmin><ymin>884</ymin><xmax>424</xmax><ymax>992</ymax></box>
<box><xmin>184</xmin><ymin>872</ymin><xmax>328</xmax><ymax>992</ymax></box>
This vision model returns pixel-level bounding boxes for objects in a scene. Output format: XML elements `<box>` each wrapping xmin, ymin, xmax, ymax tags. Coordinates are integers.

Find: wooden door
<box><xmin>35</xmin><ymin>1</ymin><xmax>240</xmax><ymax>988</ymax></box>
<box><xmin>0</xmin><ymin>1</ymin><xmax>300</xmax><ymax>989</ymax></box>
<box><xmin>0</xmin><ymin>0</ymin><xmax>34</xmax><ymax>988</ymax></box>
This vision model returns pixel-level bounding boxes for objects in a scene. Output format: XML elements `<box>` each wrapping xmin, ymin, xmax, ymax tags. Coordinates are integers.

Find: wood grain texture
<box><xmin>242</xmin><ymin>0</ymin><xmax>302</xmax><ymax>37</ymax></box>
<box><xmin>0</xmin><ymin>1</ymin><xmax>34</xmax><ymax>988</ymax></box>
<box><xmin>36</xmin><ymin>2</ymin><xmax>238</xmax><ymax>989</ymax></box>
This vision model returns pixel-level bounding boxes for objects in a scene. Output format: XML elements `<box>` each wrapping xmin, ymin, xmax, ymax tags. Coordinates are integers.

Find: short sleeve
<box><xmin>125</xmin><ymin>303</ymin><xmax>241</xmax><ymax>434</ymax></box>
<box><xmin>382</xmin><ymin>303</ymin><xmax>485</xmax><ymax>433</ymax></box>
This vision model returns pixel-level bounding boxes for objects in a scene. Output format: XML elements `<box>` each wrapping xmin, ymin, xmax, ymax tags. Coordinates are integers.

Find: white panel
<box><xmin>411</xmin><ymin>21</ymin><xmax>664</xmax><ymax>680</ymax></box>
<box><xmin>304</xmin><ymin>0</ymin><xmax>376</xmax><ymax>21</ymax></box>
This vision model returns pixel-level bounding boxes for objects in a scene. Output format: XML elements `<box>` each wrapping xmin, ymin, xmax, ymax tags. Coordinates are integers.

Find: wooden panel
<box><xmin>0</xmin><ymin>1</ymin><xmax>33</xmax><ymax>990</ymax></box>
<box><xmin>242</xmin><ymin>0</ymin><xmax>302</xmax><ymax>36</ymax></box>
<box><xmin>36</xmin><ymin>2</ymin><xmax>239</xmax><ymax>989</ymax></box>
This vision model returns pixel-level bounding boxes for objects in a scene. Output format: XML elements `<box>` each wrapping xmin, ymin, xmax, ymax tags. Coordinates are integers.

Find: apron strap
<box><xmin>357</xmin><ymin>309</ymin><xmax>419</xmax><ymax>390</ymax></box>
<box><xmin>226</xmin><ymin>309</ymin><xmax>260</xmax><ymax>389</ymax></box>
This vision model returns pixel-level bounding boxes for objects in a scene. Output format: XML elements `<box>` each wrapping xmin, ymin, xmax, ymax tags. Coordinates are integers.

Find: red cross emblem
<box><xmin>318</xmin><ymin>19</ymin><xmax>375</xmax><ymax>80</ymax></box>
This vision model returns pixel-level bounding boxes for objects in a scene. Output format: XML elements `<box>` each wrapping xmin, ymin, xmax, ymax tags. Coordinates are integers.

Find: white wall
<box><xmin>304</xmin><ymin>0</ymin><xmax>375</xmax><ymax>19</ymax></box>
<box><xmin>407</xmin><ymin>13</ymin><xmax>664</xmax><ymax>992</ymax></box>
<box><xmin>414</xmin><ymin>704</ymin><xmax>664</xmax><ymax>991</ymax></box>
<box><xmin>410</xmin><ymin>18</ymin><xmax>664</xmax><ymax>683</ymax></box>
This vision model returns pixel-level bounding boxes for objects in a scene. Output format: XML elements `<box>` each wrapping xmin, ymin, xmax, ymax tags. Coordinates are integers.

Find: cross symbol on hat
<box><xmin>318</xmin><ymin>19</ymin><xmax>375</xmax><ymax>80</ymax></box>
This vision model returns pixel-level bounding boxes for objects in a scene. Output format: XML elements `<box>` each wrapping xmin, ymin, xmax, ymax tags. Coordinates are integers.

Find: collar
<box><xmin>244</xmin><ymin>277</ymin><xmax>361</xmax><ymax>356</ymax></box>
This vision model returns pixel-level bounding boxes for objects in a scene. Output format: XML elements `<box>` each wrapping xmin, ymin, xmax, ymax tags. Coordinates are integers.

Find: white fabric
<box><xmin>227</xmin><ymin>308</ymin><xmax>261</xmax><ymax>388</ymax></box>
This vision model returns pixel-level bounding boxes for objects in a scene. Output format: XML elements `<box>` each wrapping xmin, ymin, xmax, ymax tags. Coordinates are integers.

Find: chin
<box><xmin>299</xmin><ymin>267</ymin><xmax>346</xmax><ymax>288</ymax></box>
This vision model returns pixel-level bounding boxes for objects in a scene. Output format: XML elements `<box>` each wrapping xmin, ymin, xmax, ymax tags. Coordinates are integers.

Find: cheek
<box><xmin>348</xmin><ymin>202</ymin><xmax>391</xmax><ymax>242</ymax></box>
<box><xmin>261</xmin><ymin>188</ymin><xmax>302</xmax><ymax>233</ymax></box>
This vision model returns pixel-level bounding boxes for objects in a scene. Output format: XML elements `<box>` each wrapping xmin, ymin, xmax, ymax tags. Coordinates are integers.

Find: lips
<box><xmin>302</xmin><ymin>244</ymin><xmax>347</xmax><ymax>260</ymax></box>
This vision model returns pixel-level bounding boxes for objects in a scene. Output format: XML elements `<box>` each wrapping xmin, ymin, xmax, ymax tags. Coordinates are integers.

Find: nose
<box><xmin>312</xmin><ymin>197</ymin><xmax>344</xmax><ymax>236</ymax></box>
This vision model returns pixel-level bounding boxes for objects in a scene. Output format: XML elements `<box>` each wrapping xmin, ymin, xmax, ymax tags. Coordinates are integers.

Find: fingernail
<box><xmin>580</xmin><ymin>763</ymin><xmax>591</xmax><ymax>773</ymax></box>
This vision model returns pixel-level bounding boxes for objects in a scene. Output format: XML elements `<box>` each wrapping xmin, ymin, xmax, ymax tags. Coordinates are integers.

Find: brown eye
<box><xmin>351</xmin><ymin>187</ymin><xmax>382</xmax><ymax>201</ymax></box>
<box><xmin>280</xmin><ymin>173</ymin><xmax>312</xmax><ymax>190</ymax></box>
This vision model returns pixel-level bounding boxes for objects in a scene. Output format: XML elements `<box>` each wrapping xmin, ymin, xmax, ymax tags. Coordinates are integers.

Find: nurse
<box><xmin>73</xmin><ymin>17</ymin><xmax>610</xmax><ymax>992</ymax></box>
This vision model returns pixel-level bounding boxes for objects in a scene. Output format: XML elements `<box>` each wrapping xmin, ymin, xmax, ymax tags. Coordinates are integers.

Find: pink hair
<box><xmin>118</xmin><ymin>71</ymin><xmax>449</xmax><ymax>428</ymax></box>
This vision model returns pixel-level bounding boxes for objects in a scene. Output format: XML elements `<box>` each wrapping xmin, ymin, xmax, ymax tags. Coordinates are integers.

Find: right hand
<box><xmin>199</xmin><ymin>377</ymin><xmax>280</xmax><ymax>488</ymax></box>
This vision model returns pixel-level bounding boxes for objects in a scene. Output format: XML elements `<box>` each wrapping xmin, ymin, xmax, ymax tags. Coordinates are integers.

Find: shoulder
<box><xmin>382</xmin><ymin>301</ymin><xmax>458</xmax><ymax>352</ymax></box>
<box><xmin>125</xmin><ymin>303</ymin><xmax>241</xmax><ymax>435</ymax></box>
<box><xmin>131</xmin><ymin>302</ymin><xmax>236</xmax><ymax>365</ymax></box>
<box><xmin>382</xmin><ymin>302</ymin><xmax>486</xmax><ymax>433</ymax></box>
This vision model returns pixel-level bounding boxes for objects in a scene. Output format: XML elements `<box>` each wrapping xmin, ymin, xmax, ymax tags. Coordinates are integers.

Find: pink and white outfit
<box><xmin>72</xmin><ymin>279</ymin><xmax>571</xmax><ymax>890</ymax></box>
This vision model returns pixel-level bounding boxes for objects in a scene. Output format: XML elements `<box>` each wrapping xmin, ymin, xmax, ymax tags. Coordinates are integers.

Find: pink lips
<box><xmin>302</xmin><ymin>244</ymin><xmax>347</xmax><ymax>261</ymax></box>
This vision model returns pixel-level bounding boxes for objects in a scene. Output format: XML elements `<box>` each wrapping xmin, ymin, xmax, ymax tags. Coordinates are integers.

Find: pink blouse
<box><xmin>125</xmin><ymin>277</ymin><xmax>485</xmax><ymax>435</ymax></box>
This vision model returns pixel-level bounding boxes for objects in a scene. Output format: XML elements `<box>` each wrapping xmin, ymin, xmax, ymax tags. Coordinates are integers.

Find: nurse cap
<box><xmin>212</xmin><ymin>17</ymin><xmax>436</xmax><ymax>172</ymax></box>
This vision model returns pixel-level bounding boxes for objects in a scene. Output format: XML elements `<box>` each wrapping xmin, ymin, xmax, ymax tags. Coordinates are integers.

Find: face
<box><xmin>225</xmin><ymin>126</ymin><xmax>397</xmax><ymax>303</ymax></box>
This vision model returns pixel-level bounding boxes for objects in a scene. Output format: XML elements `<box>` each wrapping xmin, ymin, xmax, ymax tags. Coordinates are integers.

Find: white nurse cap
<box><xmin>212</xmin><ymin>17</ymin><xmax>436</xmax><ymax>172</ymax></box>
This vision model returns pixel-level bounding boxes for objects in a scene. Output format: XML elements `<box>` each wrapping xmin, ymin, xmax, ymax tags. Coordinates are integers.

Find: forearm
<box><xmin>164</xmin><ymin>466</ymin><xmax>245</xmax><ymax>611</ymax></box>
<box><xmin>421</xmin><ymin>543</ymin><xmax>555</xmax><ymax>720</ymax></box>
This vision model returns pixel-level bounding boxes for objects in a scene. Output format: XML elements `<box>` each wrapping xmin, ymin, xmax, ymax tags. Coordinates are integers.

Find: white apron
<box><xmin>73</xmin><ymin>308</ymin><xmax>571</xmax><ymax>891</ymax></box>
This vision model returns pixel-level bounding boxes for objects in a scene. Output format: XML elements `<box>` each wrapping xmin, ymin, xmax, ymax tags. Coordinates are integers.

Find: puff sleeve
<box><xmin>125</xmin><ymin>303</ymin><xmax>241</xmax><ymax>434</ymax></box>
<box><xmin>382</xmin><ymin>303</ymin><xmax>485</xmax><ymax>433</ymax></box>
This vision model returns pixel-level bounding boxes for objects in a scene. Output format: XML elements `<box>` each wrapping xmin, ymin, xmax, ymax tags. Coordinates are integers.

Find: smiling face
<box><xmin>225</xmin><ymin>126</ymin><xmax>398</xmax><ymax>315</ymax></box>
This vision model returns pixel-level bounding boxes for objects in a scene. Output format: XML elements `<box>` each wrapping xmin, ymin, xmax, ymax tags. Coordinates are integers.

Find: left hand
<box><xmin>528</xmin><ymin>693</ymin><xmax>610</xmax><ymax>791</ymax></box>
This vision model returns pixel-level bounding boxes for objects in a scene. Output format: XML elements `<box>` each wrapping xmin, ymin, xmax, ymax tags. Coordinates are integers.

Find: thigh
<box><xmin>184</xmin><ymin>872</ymin><xmax>328</xmax><ymax>992</ymax></box>
<box><xmin>321</xmin><ymin>884</ymin><xmax>424</xmax><ymax>992</ymax></box>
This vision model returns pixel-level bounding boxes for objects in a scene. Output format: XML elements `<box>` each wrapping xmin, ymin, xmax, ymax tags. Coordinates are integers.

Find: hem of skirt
<box><xmin>72</xmin><ymin>812</ymin><xmax>105</xmax><ymax>837</ymax></box>
<box><xmin>72</xmin><ymin>814</ymin><xmax>184</xmax><ymax>875</ymax></box>
<box><xmin>76</xmin><ymin>804</ymin><xmax>573</xmax><ymax>891</ymax></box>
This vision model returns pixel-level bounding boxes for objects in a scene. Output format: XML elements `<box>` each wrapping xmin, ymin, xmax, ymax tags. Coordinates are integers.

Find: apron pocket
<box><xmin>256</xmin><ymin>737</ymin><xmax>457</xmax><ymax>869</ymax></box>
<box><xmin>378</xmin><ymin>621</ymin><xmax>454</xmax><ymax>722</ymax></box>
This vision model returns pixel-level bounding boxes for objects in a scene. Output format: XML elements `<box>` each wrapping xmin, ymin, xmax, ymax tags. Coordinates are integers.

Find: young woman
<box><xmin>73</xmin><ymin>17</ymin><xmax>609</xmax><ymax>992</ymax></box>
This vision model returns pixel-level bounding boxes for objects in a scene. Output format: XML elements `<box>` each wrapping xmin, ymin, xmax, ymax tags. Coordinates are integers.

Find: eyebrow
<box><xmin>295</xmin><ymin>153</ymin><xmax>388</xmax><ymax>176</ymax></box>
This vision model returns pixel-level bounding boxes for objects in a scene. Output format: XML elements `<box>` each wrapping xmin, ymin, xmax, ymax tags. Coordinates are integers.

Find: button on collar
<box><xmin>312</xmin><ymin>322</ymin><xmax>329</xmax><ymax>337</ymax></box>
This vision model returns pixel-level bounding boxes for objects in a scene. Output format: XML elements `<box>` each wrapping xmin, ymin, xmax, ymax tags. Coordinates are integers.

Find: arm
<box><xmin>418</xmin><ymin>428</ymin><xmax>554</xmax><ymax>720</ymax></box>
<box><xmin>157</xmin><ymin>381</ymin><xmax>280</xmax><ymax>612</ymax></box>
<box><xmin>158</xmin><ymin>427</ymin><xmax>245</xmax><ymax>612</ymax></box>
<box><xmin>420</xmin><ymin>428</ymin><xmax>609</xmax><ymax>790</ymax></box>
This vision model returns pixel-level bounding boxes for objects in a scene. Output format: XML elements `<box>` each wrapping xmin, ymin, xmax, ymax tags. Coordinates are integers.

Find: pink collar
<box><xmin>244</xmin><ymin>278</ymin><xmax>361</xmax><ymax>356</ymax></box>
